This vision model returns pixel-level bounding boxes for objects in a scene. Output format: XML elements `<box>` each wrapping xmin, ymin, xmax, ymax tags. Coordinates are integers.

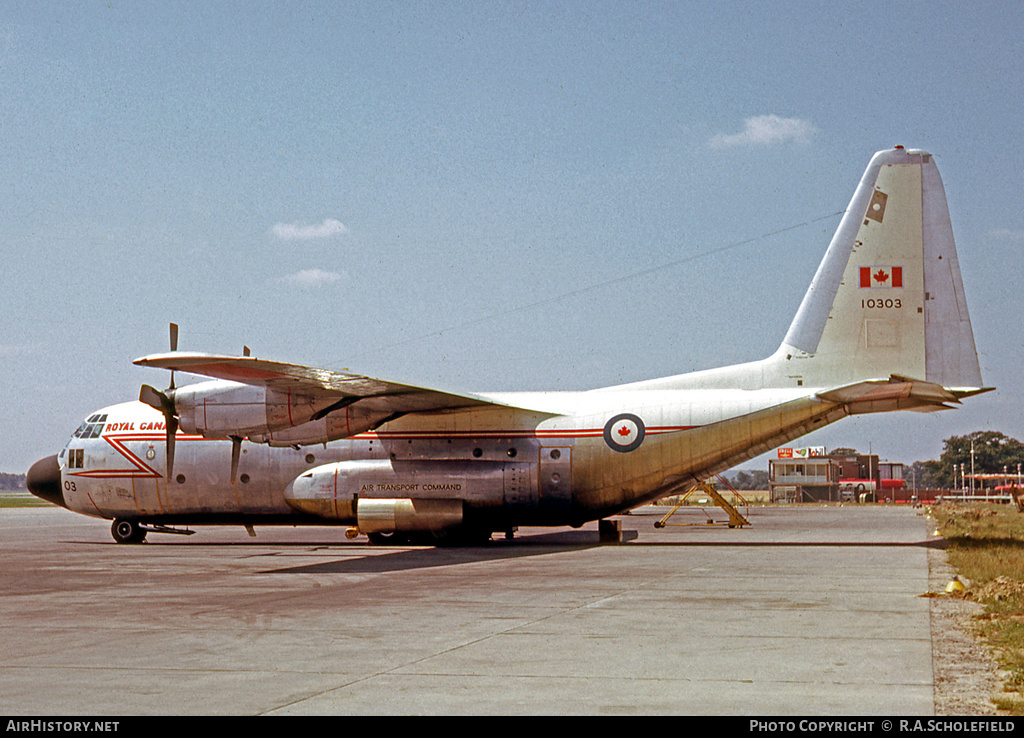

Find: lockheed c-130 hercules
<box><xmin>27</xmin><ymin>147</ymin><xmax>989</xmax><ymax>544</ymax></box>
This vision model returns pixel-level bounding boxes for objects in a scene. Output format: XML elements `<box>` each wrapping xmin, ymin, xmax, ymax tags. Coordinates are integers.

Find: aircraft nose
<box><xmin>27</xmin><ymin>454</ymin><xmax>65</xmax><ymax>508</ymax></box>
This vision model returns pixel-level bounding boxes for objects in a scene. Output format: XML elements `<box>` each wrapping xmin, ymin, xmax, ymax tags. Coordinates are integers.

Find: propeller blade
<box><xmin>230</xmin><ymin>436</ymin><xmax>242</xmax><ymax>483</ymax></box>
<box><xmin>168</xmin><ymin>323</ymin><xmax>178</xmax><ymax>389</ymax></box>
<box><xmin>165</xmin><ymin>416</ymin><xmax>178</xmax><ymax>482</ymax></box>
<box><xmin>139</xmin><ymin>384</ymin><xmax>173</xmax><ymax>415</ymax></box>
<box><xmin>140</xmin><ymin>384</ymin><xmax>178</xmax><ymax>482</ymax></box>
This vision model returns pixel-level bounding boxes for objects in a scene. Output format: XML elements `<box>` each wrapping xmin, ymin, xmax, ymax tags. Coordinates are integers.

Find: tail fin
<box><xmin>777</xmin><ymin>146</ymin><xmax>983</xmax><ymax>390</ymax></box>
<box><xmin>616</xmin><ymin>147</ymin><xmax>985</xmax><ymax>396</ymax></box>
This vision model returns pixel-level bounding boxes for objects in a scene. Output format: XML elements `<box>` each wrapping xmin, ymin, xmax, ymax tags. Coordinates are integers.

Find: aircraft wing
<box><xmin>133</xmin><ymin>351</ymin><xmax>514</xmax><ymax>413</ymax></box>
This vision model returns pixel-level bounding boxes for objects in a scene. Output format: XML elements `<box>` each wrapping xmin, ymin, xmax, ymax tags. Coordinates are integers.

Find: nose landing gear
<box><xmin>111</xmin><ymin>518</ymin><xmax>147</xmax><ymax>544</ymax></box>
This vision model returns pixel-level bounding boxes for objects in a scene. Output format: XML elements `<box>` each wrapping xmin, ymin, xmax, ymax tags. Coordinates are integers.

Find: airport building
<box><xmin>768</xmin><ymin>447</ymin><xmax>906</xmax><ymax>503</ymax></box>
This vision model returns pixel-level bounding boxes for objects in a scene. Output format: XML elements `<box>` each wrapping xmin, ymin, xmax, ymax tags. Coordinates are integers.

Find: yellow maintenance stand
<box><xmin>654</xmin><ymin>475</ymin><xmax>751</xmax><ymax>529</ymax></box>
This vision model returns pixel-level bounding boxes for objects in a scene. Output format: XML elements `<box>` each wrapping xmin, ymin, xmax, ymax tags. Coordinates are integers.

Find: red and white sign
<box><xmin>777</xmin><ymin>446</ymin><xmax>826</xmax><ymax>459</ymax></box>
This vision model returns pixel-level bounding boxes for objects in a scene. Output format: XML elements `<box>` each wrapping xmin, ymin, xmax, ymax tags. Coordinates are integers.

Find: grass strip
<box><xmin>934</xmin><ymin>503</ymin><xmax>1024</xmax><ymax>713</ymax></box>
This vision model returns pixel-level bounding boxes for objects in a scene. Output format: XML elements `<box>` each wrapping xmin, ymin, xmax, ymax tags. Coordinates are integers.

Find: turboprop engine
<box><xmin>141</xmin><ymin>379</ymin><xmax>342</xmax><ymax>443</ymax></box>
<box><xmin>284</xmin><ymin>458</ymin><xmax>504</xmax><ymax>524</ymax></box>
<box><xmin>283</xmin><ymin>457</ymin><xmax>556</xmax><ymax>541</ymax></box>
<box><xmin>140</xmin><ymin>378</ymin><xmax>353</xmax><ymax>481</ymax></box>
<box><xmin>171</xmin><ymin>380</ymin><xmax>333</xmax><ymax>438</ymax></box>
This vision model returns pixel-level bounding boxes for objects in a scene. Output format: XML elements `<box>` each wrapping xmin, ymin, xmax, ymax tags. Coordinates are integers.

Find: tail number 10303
<box><xmin>862</xmin><ymin>298</ymin><xmax>902</xmax><ymax>309</ymax></box>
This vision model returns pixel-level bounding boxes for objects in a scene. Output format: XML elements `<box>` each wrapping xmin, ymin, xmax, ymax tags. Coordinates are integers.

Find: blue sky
<box><xmin>3</xmin><ymin>1</ymin><xmax>1022</xmax><ymax>475</ymax></box>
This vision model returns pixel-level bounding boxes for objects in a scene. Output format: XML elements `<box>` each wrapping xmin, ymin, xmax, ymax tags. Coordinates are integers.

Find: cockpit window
<box><xmin>64</xmin><ymin>413</ymin><xmax>107</xmax><ymax>469</ymax></box>
<box><xmin>73</xmin><ymin>414</ymin><xmax>107</xmax><ymax>440</ymax></box>
<box><xmin>67</xmin><ymin>448</ymin><xmax>85</xmax><ymax>469</ymax></box>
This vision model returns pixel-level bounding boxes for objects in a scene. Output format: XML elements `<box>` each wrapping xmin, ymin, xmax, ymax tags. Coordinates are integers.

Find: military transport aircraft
<box><xmin>27</xmin><ymin>146</ymin><xmax>989</xmax><ymax>544</ymax></box>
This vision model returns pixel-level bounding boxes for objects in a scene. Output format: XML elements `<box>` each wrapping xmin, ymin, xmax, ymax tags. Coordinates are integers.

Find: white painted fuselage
<box><xmin>54</xmin><ymin>381</ymin><xmax>833</xmax><ymax>529</ymax></box>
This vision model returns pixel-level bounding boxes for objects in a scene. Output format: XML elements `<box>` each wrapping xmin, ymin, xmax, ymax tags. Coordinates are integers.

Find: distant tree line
<box><xmin>914</xmin><ymin>431</ymin><xmax>1024</xmax><ymax>489</ymax></box>
<box><xmin>726</xmin><ymin>470</ymin><xmax>770</xmax><ymax>490</ymax></box>
<box><xmin>1</xmin><ymin>473</ymin><xmax>26</xmax><ymax>490</ymax></box>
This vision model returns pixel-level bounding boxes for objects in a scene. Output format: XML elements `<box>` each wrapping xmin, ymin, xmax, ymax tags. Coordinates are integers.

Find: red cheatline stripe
<box><xmin>78</xmin><ymin>424</ymin><xmax>701</xmax><ymax>479</ymax></box>
<box><xmin>366</xmin><ymin>425</ymin><xmax>696</xmax><ymax>440</ymax></box>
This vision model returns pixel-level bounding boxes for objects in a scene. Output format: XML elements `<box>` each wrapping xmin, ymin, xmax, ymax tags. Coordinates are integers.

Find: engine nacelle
<box><xmin>284</xmin><ymin>458</ymin><xmax>519</xmax><ymax>533</ymax></box>
<box><xmin>173</xmin><ymin>380</ymin><xmax>335</xmax><ymax>438</ymax></box>
<box><xmin>248</xmin><ymin>404</ymin><xmax>396</xmax><ymax>447</ymax></box>
<box><xmin>282</xmin><ymin>461</ymin><xmax>359</xmax><ymax>521</ymax></box>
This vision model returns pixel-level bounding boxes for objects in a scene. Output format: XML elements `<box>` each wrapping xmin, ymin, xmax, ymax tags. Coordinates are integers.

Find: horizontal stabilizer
<box><xmin>816</xmin><ymin>375</ymin><xmax>991</xmax><ymax>414</ymax></box>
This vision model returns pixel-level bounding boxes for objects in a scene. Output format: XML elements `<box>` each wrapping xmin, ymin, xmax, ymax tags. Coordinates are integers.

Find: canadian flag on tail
<box><xmin>859</xmin><ymin>266</ymin><xmax>903</xmax><ymax>289</ymax></box>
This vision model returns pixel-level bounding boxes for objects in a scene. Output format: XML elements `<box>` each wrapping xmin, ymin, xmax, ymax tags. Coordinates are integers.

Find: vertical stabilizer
<box><xmin>778</xmin><ymin>147</ymin><xmax>983</xmax><ymax>390</ymax></box>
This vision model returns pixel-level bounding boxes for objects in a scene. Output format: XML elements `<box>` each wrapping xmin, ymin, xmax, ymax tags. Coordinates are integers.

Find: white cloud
<box><xmin>272</xmin><ymin>218</ymin><xmax>349</xmax><ymax>241</ymax></box>
<box><xmin>709</xmin><ymin>115</ymin><xmax>818</xmax><ymax>148</ymax></box>
<box><xmin>281</xmin><ymin>269</ymin><xmax>344</xmax><ymax>286</ymax></box>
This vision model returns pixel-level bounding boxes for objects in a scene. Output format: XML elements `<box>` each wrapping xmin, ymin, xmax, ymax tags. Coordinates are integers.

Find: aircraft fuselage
<box><xmin>45</xmin><ymin>383</ymin><xmax>830</xmax><ymax>534</ymax></box>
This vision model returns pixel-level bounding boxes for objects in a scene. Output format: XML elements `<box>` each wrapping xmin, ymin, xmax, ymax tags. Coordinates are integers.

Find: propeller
<box><xmin>139</xmin><ymin>323</ymin><xmax>180</xmax><ymax>481</ymax></box>
<box><xmin>138</xmin><ymin>324</ymin><xmax>253</xmax><ymax>483</ymax></box>
<box><xmin>139</xmin><ymin>384</ymin><xmax>178</xmax><ymax>481</ymax></box>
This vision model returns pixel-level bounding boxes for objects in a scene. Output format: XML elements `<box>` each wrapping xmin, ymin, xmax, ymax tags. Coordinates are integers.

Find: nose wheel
<box><xmin>111</xmin><ymin>518</ymin><xmax>148</xmax><ymax>544</ymax></box>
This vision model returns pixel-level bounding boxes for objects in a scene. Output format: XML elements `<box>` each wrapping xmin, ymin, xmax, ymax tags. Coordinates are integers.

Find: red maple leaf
<box><xmin>873</xmin><ymin>269</ymin><xmax>889</xmax><ymax>283</ymax></box>
<box><xmin>617</xmin><ymin>425</ymin><xmax>632</xmax><ymax>437</ymax></box>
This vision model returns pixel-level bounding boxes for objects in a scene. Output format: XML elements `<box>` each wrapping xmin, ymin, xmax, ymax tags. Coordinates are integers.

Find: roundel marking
<box><xmin>603</xmin><ymin>413</ymin><xmax>646</xmax><ymax>453</ymax></box>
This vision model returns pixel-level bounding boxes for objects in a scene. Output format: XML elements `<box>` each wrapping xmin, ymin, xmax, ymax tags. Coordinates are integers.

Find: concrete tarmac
<box><xmin>1</xmin><ymin>504</ymin><xmax>943</xmax><ymax>715</ymax></box>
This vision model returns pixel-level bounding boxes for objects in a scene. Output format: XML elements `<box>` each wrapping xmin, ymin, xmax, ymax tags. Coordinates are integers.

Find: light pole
<box><xmin>971</xmin><ymin>439</ymin><xmax>976</xmax><ymax>497</ymax></box>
